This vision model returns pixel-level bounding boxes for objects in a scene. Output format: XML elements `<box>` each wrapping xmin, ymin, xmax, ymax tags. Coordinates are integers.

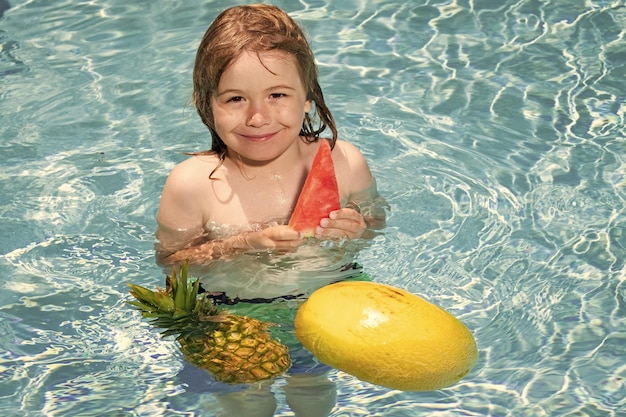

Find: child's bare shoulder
<box><xmin>164</xmin><ymin>154</ymin><xmax>223</xmax><ymax>196</ymax></box>
<box><xmin>332</xmin><ymin>139</ymin><xmax>374</xmax><ymax>192</ymax></box>
<box><xmin>334</xmin><ymin>139</ymin><xmax>362</xmax><ymax>153</ymax></box>
<box><xmin>333</xmin><ymin>139</ymin><xmax>369</xmax><ymax>168</ymax></box>
<box><xmin>170</xmin><ymin>153</ymin><xmax>221</xmax><ymax>179</ymax></box>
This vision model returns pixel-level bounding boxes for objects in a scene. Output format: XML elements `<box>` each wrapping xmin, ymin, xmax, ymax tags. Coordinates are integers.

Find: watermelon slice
<box><xmin>288</xmin><ymin>140</ymin><xmax>340</xmax><ymax>237</ymax></box>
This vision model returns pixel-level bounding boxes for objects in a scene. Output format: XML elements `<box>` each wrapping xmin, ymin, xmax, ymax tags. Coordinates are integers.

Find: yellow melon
<box><xmin>294</xmin><ymin>281</ymin><xmax>478</xmax><ymax>391</ymax></box>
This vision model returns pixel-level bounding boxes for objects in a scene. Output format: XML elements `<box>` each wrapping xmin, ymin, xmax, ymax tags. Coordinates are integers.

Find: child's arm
<box><xmin>156</xmin><ymin>228</ymin><xmax>251</xmax><ymax>267</ymax></box>
<box><xmin>156</xmin><ymin>225</ymin><xmax>303</xmax><ymax>267</ymax></box>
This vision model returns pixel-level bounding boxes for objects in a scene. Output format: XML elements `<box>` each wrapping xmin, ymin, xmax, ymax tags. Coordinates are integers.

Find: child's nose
<box><xmin>246</xmin><ymin>102</ymin><xmax>270</xmax><ymax>127</ymax></box>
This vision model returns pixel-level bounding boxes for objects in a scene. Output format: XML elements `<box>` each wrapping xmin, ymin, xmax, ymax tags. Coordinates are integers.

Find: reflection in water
<box><xmin>0</xmin><ymin>0</ymin><xmax>10</xmax><ymax>19</ymax></box>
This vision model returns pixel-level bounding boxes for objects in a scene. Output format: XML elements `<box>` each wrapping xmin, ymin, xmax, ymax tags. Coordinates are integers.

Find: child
<box><xmin>155</xmin><ymin>4</ymin><xmax>386</xmax><ymax>415</ymax></box>
<box><xmin>155</xmin><ymin>4</ymin><xmax>385</xmax><ymax>275</ymax></box>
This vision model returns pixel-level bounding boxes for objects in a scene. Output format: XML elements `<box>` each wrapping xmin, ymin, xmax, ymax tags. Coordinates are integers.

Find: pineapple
<box><xmin>127</xmin><ymin>262</ymin><xmax>292</xmax><ymax>384</ymax></box>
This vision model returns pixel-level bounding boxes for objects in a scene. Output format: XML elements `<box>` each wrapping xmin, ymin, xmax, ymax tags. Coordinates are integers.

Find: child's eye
<box><xmin>227</xmin><ymin>96</ymin><xmax>244</xmax><ymax>103</ymax></box>
<box><xmin>270</xmin><ymin>93</ymin><xmax>287</xmax><ymax>99</ymax></box>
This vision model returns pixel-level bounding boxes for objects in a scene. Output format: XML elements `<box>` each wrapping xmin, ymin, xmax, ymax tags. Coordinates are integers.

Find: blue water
<box><xmin>1</xmin><ymin>0</ymin><xmax>625</xmax><ymax>415</ymax></box>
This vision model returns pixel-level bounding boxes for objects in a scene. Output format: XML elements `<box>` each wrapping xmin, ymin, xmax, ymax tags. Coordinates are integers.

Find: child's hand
<box><xmin>315</xmin><ymin>208</ymin><xmax>366</xmax><ymax>240</ymax></box>
<box><xmin>244</xmin><ymin>225</ymin><xmax>305</xmax><ymax>251</ymax></box>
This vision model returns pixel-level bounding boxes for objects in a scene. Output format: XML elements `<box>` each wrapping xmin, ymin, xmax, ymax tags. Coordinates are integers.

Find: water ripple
<box><xmin>1</xmin><ymin>0</ymin><xmax>626</xmax><ymax>415</ymax></box>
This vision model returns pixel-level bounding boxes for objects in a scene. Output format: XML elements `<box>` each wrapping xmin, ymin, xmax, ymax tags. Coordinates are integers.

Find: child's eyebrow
<box><xmin>216</xmin><ymin>85</ymin><xmax>297</xmax><ymax>96</ymax></box>
<box><xmin>215</xmin><ymin>88</ymin><xmax>244</xmax><ymax>97</ymax></box>
<box><xmin>266</xmin><ymin>84</ymin><xmax>297</xmax><ymax>91</ymax></box>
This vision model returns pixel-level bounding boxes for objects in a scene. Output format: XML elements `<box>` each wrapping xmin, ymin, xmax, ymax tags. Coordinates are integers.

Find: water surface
<box><xmin>1</xmin><ymin>0</ymin><xmax>625</xmax><ymax>415</ymax></box>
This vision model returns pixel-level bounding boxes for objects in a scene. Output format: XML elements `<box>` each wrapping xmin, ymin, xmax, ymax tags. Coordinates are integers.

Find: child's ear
<box><xmin>304</xmin><ymin>99</ymin><xmax>312</xmax><ymax>114</ymax></box>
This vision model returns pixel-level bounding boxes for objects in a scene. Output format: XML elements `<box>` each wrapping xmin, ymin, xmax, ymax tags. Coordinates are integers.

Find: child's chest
<box><xmin>204</xmin><ymin>171</ymin><xmax>305</xmax><ymax>225</ymax></box>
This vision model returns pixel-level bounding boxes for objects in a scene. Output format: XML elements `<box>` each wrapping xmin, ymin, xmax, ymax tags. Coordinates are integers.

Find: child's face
<box><xmin>211</xmin><ymin>50</ymin><xmax>312</xmax><ymax>164</ymax></box>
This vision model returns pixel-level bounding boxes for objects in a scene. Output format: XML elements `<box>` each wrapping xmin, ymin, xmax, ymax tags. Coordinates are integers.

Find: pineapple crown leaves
<box><xmin>127</xmin><ymin>261</ymin><xmax>276</xmax><ymax>339</ymax></box>
<box><xmin>127</xmin><ymin>261</ymin><xmax>217</xmax><ymax>333</ymax></box>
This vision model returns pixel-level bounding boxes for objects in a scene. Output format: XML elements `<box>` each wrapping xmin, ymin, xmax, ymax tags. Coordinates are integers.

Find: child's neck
<box><xmin>226</xmin><ymin>144</ymin><xmax>305</xmax><ymax>180</ymax></box>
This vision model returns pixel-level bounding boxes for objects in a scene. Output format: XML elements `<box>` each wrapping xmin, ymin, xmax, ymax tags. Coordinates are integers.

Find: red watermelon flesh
<box><xmin>288</xmin><ymin>140</ymin><xmax>340</xmax><ymax>237</ymax></box>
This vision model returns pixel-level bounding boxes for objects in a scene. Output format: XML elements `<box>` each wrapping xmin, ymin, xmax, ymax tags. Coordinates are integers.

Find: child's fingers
<box><xmin>329</xmin><ymin>207</ymin><xmax>361</xmax><ymax>220</ymax></box>
<box><xmin>316</xmin><ymin>216</ymin><xmax>365</xmax><ymax>240</ymax></box>
<box><xmin>254</xmin><ymin>226</ymin><xmax>305</xmax><ymax>249</ymax></box>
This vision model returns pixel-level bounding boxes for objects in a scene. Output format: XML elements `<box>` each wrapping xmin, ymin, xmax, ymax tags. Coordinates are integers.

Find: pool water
<box><xmin>1</xmin><ymin>0</ymin><xmax>625</xmax><ymax>415</ymax></box>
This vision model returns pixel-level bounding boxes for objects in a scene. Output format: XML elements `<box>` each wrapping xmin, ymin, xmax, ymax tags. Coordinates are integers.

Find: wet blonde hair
<box><xmin>192</xmin><ymin>4</ymin><xmax>337</xmax><ymax>163</ymax></box>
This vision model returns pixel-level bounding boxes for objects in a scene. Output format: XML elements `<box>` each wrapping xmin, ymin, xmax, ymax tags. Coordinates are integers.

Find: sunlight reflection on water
<box><xmin>1</xmin><ymin>0</ymin><xmax>625</xmax><ymax>415</ymax></box>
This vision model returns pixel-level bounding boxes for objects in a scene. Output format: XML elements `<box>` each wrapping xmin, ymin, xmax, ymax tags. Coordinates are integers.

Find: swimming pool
<box><xmin>1</xmin><ymin>0</ymin><xmax>624</xmax><ymax>415</ymax></box>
